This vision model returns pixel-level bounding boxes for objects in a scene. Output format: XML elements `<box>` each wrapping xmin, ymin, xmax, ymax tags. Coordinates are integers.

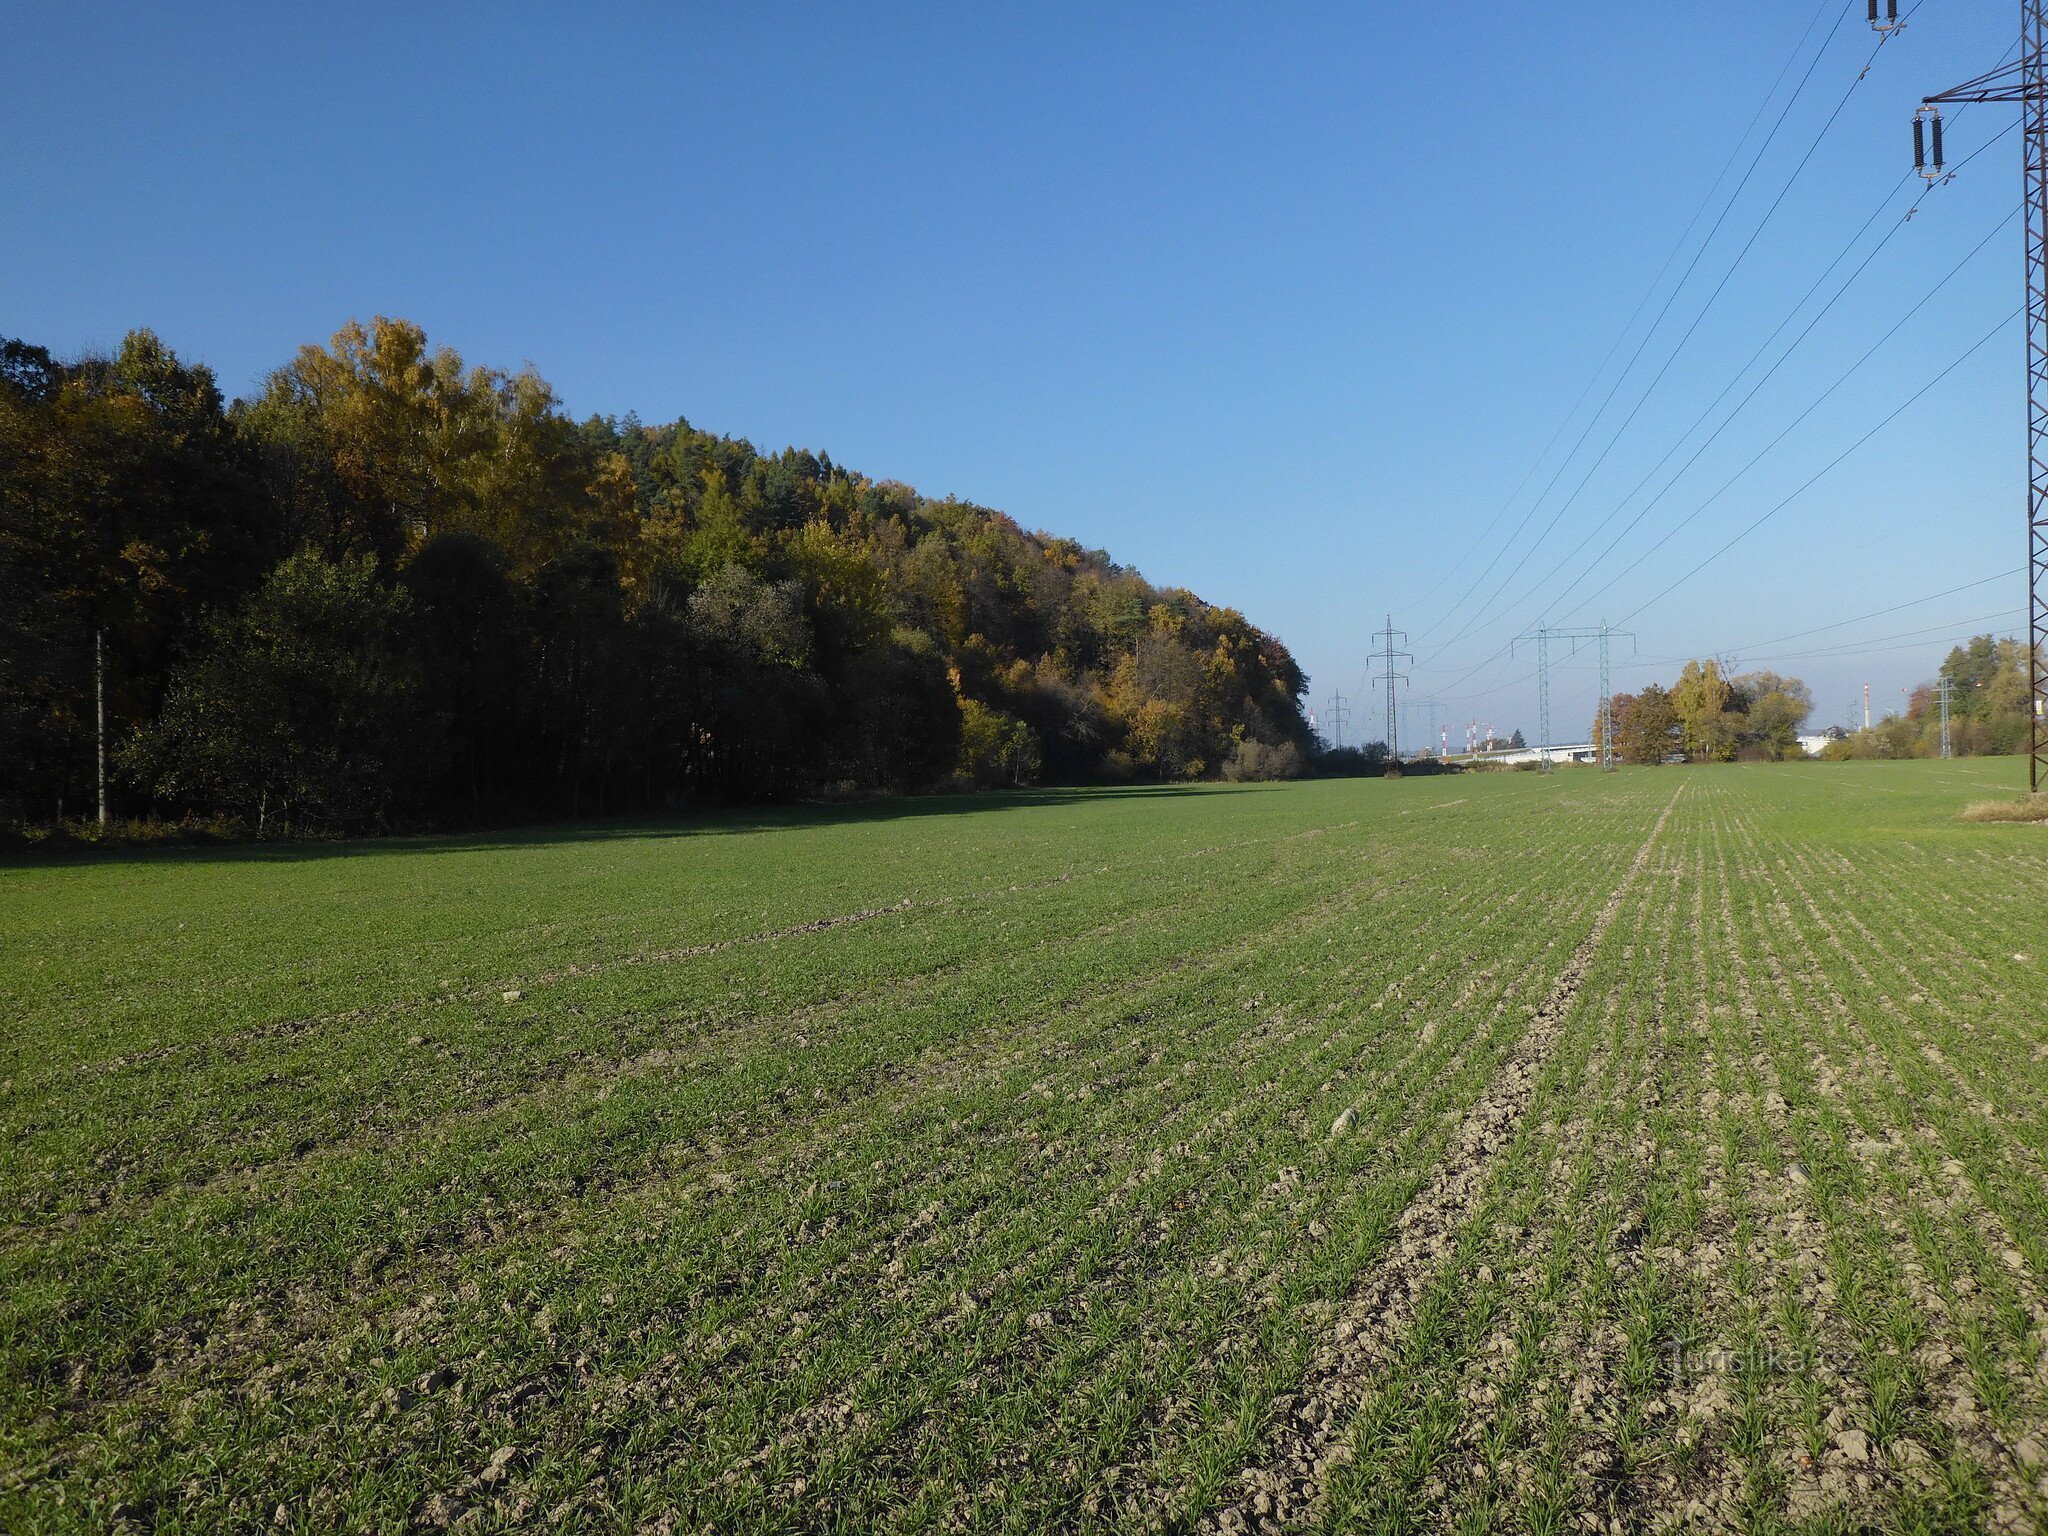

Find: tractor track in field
<box><xmin>1203</xmin><ymin>783</ymin><xmax>1685</xmax><ymax>1535</ymax></box>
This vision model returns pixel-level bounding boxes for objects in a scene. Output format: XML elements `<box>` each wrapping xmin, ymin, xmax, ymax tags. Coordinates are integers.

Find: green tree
<box><xmin>1671</xmin><ymin>659</ymin><xmax>1738</xmax><ymax>762</ymax></box>
<box><xmin>957</xmin><ymin>697</ymin><xmax>1041</xmax><ymax>786</ymax></box>
<box><xmin>1733</xmin><ymin>670</ymin><xmax>1812</xmax><ymax>761</ymax></box>
<box><xmin>1620</xmin><ymin>685</ymin><xmax>1679</xmax><ymax>765</ymax></box>
<box><xmin>125</xmin><ymin>550</ymin><xmax>417</xmax><ymax>831</ymax></box>
<box><xmin>0</xmin><ymin>330</ymin><xmax>264</xmax><ymax>823</ymax></box>
<box><xmin>1939</xmin><ymin>636</ymin><xmax>2001</xmax><ymax>708</ymax></box>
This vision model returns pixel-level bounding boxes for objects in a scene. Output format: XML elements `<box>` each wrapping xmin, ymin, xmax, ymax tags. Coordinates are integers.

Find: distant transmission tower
<box><xmin>1512</xmin><ymin>623</ymin><xmax>1633</xmax><ymax>774</ymax></box>
<box><xmin>1324</xmin><ymin>690</ymin><xmax>1351</xmax><ymax>750</ymax></box>
<box><xmin>1419</xmin><ymin>698</ymin><xmax>1439</xmax><ymax>760</ymax></box>
<box><xmin>1595</xmin><ymin>623</ymin><xmax>1629</xmax><ymax>772</ymax></box>
<box><xmin>1916</xmin><ymin>5</ymin><xmax>2048</xmax><ymax>788</ymax></box>
<box><xmin>1368</xmin><ymin>616</ymin><xmax>1412</xmax><ymax>772</ymax></box>
<box><xmin>1935</xmin><ymin>679</ymin><xmax>1957</xmax><ymax>758</ymax></box>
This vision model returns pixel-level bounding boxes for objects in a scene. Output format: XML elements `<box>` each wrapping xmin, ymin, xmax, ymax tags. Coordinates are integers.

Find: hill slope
<box><xmin>0</xmin><ymin>320</ymin><xmax>1309</xmax><ymax>830</ymax></box>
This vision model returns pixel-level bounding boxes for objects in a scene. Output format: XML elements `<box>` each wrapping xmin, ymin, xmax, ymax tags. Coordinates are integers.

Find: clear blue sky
<box><xmin>3</xmin><ymin>2</ymin><xmax>2027</xmax><ymax>742</ymax></box>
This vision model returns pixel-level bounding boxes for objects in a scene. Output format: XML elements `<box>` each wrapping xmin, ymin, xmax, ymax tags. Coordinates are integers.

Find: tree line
<box><xmin>1825</xmin><ymin>633</ymin><xmax>2038</xmax><ymax>760</ymax></box>
<box><xmin>1591</xmin><ymin>637</ymin><xmax>2043</xmax><ymax>766</ymax></box>
<box><xmin>1594</xmin><ymin>660</ymin><xmax>1814</xmax><ymax>765</ymax></box>
<box><xmin>1</xmin><ymin>320</ymin><xmax>1313</xmax><ymax>835</ymax></box>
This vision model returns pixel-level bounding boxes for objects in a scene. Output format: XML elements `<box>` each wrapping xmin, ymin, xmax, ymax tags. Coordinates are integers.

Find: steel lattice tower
<box><xmin>1920</xmin><ymin>3</ymin><xmax>2048</xmax><ymax>790</ymax></box>
<box><xmin>1368</xmin><ymin>616</ymin><xmax>1412</xmax><ymax>772</ymax></box>
<box><xmin>1597</xmin><ymin>623</ymin><xmax>1616</xmax><ymax>771</ymax></box>
<box><xmin>1324</xmin><ymin>690</ymin><xmax>1350</xmax><ymax>751</ymax></box>
<box><xmin>1514</xmin><ymin>624</ymin><xmax>1633</xmax><ymax>773</ymax></box>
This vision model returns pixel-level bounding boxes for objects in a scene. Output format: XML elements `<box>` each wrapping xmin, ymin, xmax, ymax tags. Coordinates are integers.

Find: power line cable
<box><xmin>1405</xmin><ymin>0</ymin><xmax>1838</xmax><ymax>626</ymax></box>
<box><xmin>1431</xmin><ymin>568</ymin><xmax>2021</xmax><ymax>709</ymax></box>
<box><xmin>1512</xmin><ymin>178</ymin><xmax>1922</xmax><ymax>615</ymax></box>
<box><xmin>1411</xmin><ymin>0</ymin><xmax>1855</xmax><ymax>648</ymax></box>
<box><xmin>1679</xmin><ymin>563</ymin><xmax>2020</xmax><ymax>658</ymax></box>
<box><xmin>1419</xmin><ymin>0</ymin><xmax>1897</xmax><ymax>662</ymax></box>
<box><xmin>1426</xmin><ymin>144</ymin><xmax>2005</xmax><ymax>701</ymax></box>
<box><xmin>1420</xmin><ymin>235</ymin><xmax>2014</xmax><ymax>710</ymax></box>
<box><xmin>1502</xmin><ymin>48</ymin><xmax>2022</xmax><ymax>635</ymax></box>
<box><xmin>1545</xmin><ymin>188</ymin><xmax>2018</xmax><ymax>624</ymax></box>
<box><xmin>1615</xmin><ymin>305</ymin><xmax>2020</xmax><ymax>626</ymax></box>
<box><xmin>1729</xmin><ymin>607</ymin><xmax>2027</xmax><ymax>660</ymax></box>
<box><xmin>1410</xmin><ymin>1</ymin><xmax>1989</xmax><ymax>719</ymax></box>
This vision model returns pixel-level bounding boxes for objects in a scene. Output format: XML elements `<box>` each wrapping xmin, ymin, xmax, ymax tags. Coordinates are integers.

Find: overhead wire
<box><xmin>1509</xmin><ymin>39</ymin><xmax>2020</xmax><ymax>639</ymax></box>
<box><xmin>1417</xmin><ymin>0</ymin><xmax>1901</xmax><ymax>662</ymax></box>
<box><xmin>1425</xmin><ymin>572</ymin><xmax>2025</xmax><ymax>709</ymax></box>
<box><xmin>1404</xmin><ymin>0</ymin><xmax>1837</xmax><ymax>626</ymax></box>
<box><xmin>1722</xmin><ymin>607</ymin><xmax>2027</xmax><ymax>661</ymax></box>
<box><xmin>1613</xmin><ymin>304</ymin><xmax>2020</xmax><ymax>626</ymax></box>
<box><xmin>1551</xmin><ymin>192</ymin><xmax>2017</xmax><ymax>623</ymax></box>
<box><xmin>1668</xmin><ymin>558</ymin><xmax>2020</xmax><ymax>659</ymax></box>
<box><xmin>1420</xmin><ymin>195</ymin><xmax>2016</xmax><ymax>704</ymax></box>
<box><xmin>1403</xmin><ymin>0</ymin><xmax>2011</xmax><ymax>732</ymax></box>
<box><xmin>1408</xmin><ymin>0</ymin><xmax>1851</xmax><ymax>648</ymax></box>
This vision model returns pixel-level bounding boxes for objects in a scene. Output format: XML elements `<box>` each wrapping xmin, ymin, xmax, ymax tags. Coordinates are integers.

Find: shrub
<box><xmin>1960</xmin><ymin>795</ymin><xmax>2048</xmax><ymax>824</ymax></box>
<box><xmin>1221</xmin><ymin>739</ymin><xmax>1304</xmax><ymax>782</ymax></box>
<box><xmin>957</xmin><ymin>698</ymin><xmax>1042</xmax><ymax>787</ymax></box>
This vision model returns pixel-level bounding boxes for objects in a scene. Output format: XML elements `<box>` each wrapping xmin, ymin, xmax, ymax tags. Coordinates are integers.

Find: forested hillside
<box><xmin>0</xmin><ymin>320</ymin><xmax>1309</xmax><ymax>833</ymax></box>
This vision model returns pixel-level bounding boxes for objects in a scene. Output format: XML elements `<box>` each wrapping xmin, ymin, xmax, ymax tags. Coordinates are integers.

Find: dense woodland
<box><xmin>0</xmin><ymin>320</ymin><xmax>1312</xmax><ymax>834</ymax></box>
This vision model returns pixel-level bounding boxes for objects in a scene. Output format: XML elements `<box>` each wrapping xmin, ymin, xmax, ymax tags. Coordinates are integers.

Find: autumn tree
<box><xmin>1593</xmin><ymin>692</ymin><xmax>1635</xmax><ymax>761</ymax></box>
<box><xmin>1732</xmin><ymin>670</ymin><xmax>1812</xmax><ymax>761</ymax></box>
<box><xmin>1670</xmin><ymin>659</ymin><xmax>1739</xmax><ymax>762</ymax></box>
<box><xmin>0</xmin><ymin>331</ymin><xmax>266</xmax><ymax>823</ymax></box>
<box><xmin>5</xmin><ymin>318</ymin><xmax>1314</xmax><ymax>831</ymax></box>
<box><xmin>1620</xmin><ymin>685</ymin><xmax>1679</xmax><ymax>765</ymax></box>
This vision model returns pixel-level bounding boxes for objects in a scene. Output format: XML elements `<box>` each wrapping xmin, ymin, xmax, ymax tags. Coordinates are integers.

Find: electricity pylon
<box><xmin>1935</xmin><ymin>679</ymin><xmax>1956</xmax><ymax>759</ymax></box>
<box><xmin>1513</xmin><ymin>623</ymin><xmax>1635</xmax><ymax>773</ymax></box>
<box><xmin>1324</xmin><ymin>690</ymin><xmax>1351</xmax><ymax>750</ymax></box>
<box><xmin>1368</xmin><ymin>616</ymin><xmax>1412</xmax><ymax>773</ymax></box>
<box><xmin>1917</xmin><ymin>5</ymin><xmax>2048</xmax><ymax>789</ymax></box>
<box><xmin>1402</xmin><ymin>698</ymin><xmax>1441</xmax><ymax>763</ymax></box>
<box><xmin>1420</xmin><ymin>698</ymin><xmax>1438</xmax><ymax>760</ymax></box>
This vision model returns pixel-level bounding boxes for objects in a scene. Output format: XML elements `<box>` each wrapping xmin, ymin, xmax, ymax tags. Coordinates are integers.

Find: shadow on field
<box><xmin>2</xmin><ymin>782</ymin><xmax>1283</xmax><ymax>870</ymax></box>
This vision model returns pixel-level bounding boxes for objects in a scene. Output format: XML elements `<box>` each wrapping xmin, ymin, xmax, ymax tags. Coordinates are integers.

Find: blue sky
<box><xmin>3</xmin><ymin>2</ymin><xmax>2028</xmax><ymax>742</ymax></box>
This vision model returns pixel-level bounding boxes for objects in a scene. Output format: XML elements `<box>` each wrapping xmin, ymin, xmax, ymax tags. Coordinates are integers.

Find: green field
<box><xmin>6</xmin><ymin>760</ymin><xmax>2048</xmax><ymax>1533</ymax></box>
